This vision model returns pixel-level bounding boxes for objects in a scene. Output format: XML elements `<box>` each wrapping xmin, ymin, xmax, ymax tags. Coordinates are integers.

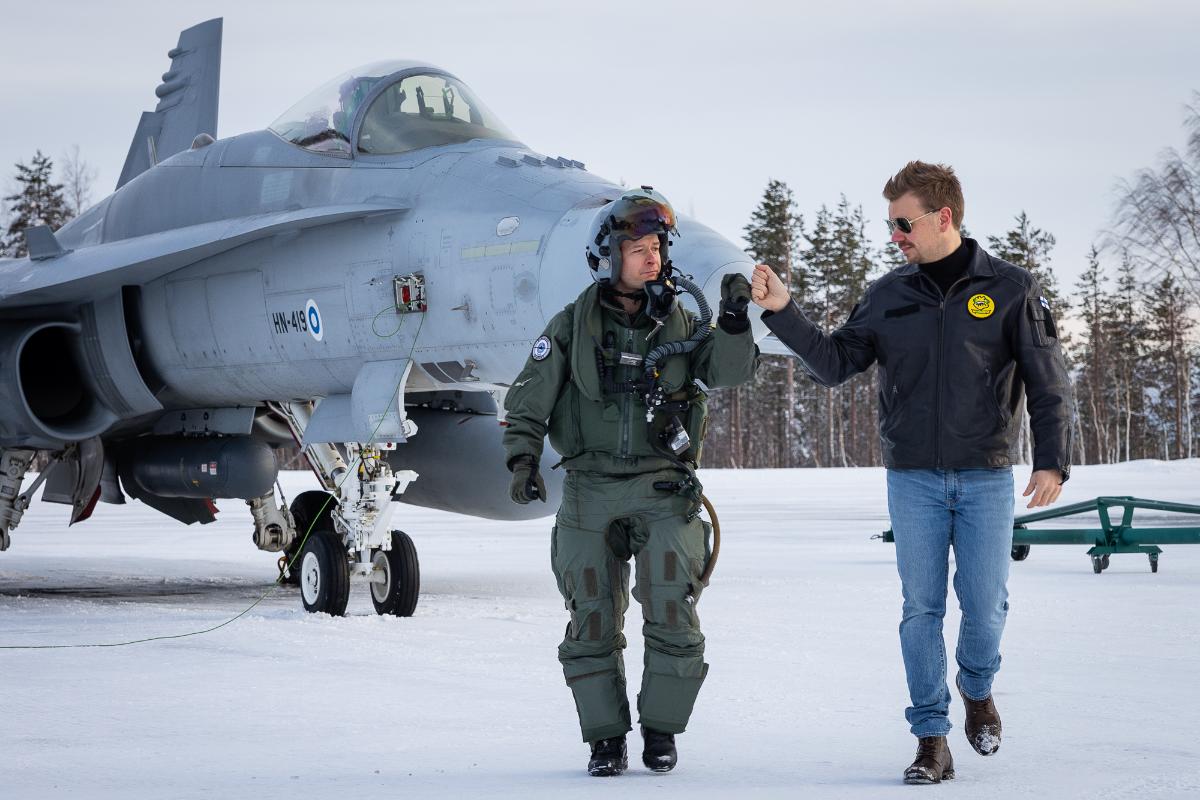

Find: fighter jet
<box><xmin>0</xmin><ymin>18</ymin><xmax>764</xmax><ymax>617</ymax></box>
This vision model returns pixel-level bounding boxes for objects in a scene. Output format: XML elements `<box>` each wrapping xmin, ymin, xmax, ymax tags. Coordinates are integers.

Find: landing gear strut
<box><xmin>270</xmin><ymin>401</ymin><xmax>420</xmax><ymax>617</ymax></box>
<box><xmin>1</xmin><ymin>450</ymin><xmax>41</xmax><ymax>552</ymax></box>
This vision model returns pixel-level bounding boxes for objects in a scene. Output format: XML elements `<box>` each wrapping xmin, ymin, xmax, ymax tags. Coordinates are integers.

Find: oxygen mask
<box><xmin>643</xmin><ymin>271</ymin><xmax>679</xmax><ymax>325</ymax></box>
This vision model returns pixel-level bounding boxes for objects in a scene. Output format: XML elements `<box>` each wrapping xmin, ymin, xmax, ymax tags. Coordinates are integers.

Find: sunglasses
<box><xmin>885</xmin><ymin>208</ymin><xmax>939</xmax><ymax>235</ymax></box>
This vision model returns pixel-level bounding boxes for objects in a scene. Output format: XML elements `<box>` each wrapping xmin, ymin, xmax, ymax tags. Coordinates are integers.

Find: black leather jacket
<box><xmin>762</xmin><ymin>239</ymin><xmax>1073</xmax><ymax>479</ymax></box>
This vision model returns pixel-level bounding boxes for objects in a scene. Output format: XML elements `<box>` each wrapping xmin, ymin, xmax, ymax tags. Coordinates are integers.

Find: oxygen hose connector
<box><xmin>641</xmin><ymin>273</ymin><xmax>712</xmax><ymax>383</ymax></box>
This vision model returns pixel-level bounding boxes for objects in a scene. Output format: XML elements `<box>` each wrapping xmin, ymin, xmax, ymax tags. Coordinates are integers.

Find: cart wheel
<box><xmin>1149</xmin><ymin>553</ymin><xmax>1159</xmax><ymax>573</ymax></box>
<box><xmin>1101</xmin><ymin>554</ymin><xmax>1110</xmax><ymax>570</ymax></box>
<box><xmin>1010</xmin><ymin>544</ymin><xmax>1031</xmax><ymax>562</ymax></box>
<box><xmin>1091</xmin><ymin>555</ymin><xmax>1104</xmax><ymax>574</ymax></box>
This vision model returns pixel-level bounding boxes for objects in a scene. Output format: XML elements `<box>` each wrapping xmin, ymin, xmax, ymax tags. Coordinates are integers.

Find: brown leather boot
<box><xmin>958</xmin><ymin>682</ymin><xmax>1002</xmax><ymax>755</ymax></box>
<box><xmin>903</xmin><ymin>736</ymin><xmax>955</xmax><ymax>784</ymax></box>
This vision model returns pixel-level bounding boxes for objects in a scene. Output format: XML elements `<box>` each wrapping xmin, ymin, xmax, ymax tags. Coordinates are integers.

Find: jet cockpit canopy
<box><xmin>269</xmin><ymin>60</ymin><xmax>519</xmax><ymax>157</ymax></box>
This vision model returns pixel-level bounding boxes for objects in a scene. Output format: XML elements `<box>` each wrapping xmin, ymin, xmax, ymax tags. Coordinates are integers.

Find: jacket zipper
<box><xmin>935</xmin><ymin>275</ymin><xmax>970</xmax><ymax>467</ymax></box>
<box><xmin>620</xmin><ymin>326</ymin><xmax>634</xmax><ymax>457</ymax></box>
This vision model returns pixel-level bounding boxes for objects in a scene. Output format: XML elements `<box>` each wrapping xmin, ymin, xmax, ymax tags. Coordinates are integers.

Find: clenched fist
<box><xmin>751</xmin><ymin>264</ymin><xmax>791</xmax><ymax>313</ymax></box>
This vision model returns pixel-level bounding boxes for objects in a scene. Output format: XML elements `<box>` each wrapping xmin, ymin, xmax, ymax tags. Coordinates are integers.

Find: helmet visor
<box><xmin>609</xmin><ymin>195</ymin><xmax>677</xmax><ymax>238</ymax></box>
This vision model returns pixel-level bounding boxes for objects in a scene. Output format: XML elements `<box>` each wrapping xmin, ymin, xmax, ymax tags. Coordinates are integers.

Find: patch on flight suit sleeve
<box><xmin>531</xmin><ymin>335</ymin><xmax>552</xmax><ymax>361</ymax></box>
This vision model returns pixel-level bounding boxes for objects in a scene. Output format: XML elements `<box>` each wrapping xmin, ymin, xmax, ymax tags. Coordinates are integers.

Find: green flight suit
<box><xmin>503</xmin><ymin>282</ymin><xmax>757</xmax><ymax>742</ymax></box>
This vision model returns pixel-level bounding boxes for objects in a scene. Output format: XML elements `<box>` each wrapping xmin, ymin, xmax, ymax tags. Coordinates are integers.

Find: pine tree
<box><xmin>1143</xmin><ymin>272</ymin><xmax>1196</xmax><ymax>459</ymax></box>
<box><xmin>987</xmin><ymin>212</ymin><xmax>1063</xmax><ymax>462</ymax></box>
<box><xmin>1070</xmin><ymin>247</ymin><xmax>1111</xmax><ymax>464</ymax></box>
<box><xmin>987</xmin><ymin>212</ymin><xmax>1062</xmax><ymax>308</ymax></box>
<box><xmin>797</xmin><ymin>198</ymin><xmax>881</xmax><ymax>467</ymax></box>
<box><xmin>2</xmin><ymin>151</ymin><xmax>70</xmax><ymax>257</ymax></box>
<box><xmin>745</xmin><ymin>179</ymin><xmax>804</xmax><ymax>467</ymax></box>
<box><xmin>1109</xmin><ymin>252</ymin><xmax>1149</xmax><ymax>461</ymax></box>
<box><xmin>744</xmin><ymin>179</ymin><xmax>805</xmax><ymax>297</ymax></box>
<box><xmin>827</xmin><ymin>198</ymin><xmax>878</xmax><ymax>466</ymax></box>
<box><xmin>704</xmin><ymin>179</ymin><xmax>805</xmax><ymax>468</ymax></box>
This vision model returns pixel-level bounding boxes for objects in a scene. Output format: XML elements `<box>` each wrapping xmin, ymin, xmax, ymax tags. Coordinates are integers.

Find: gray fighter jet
<box><xmin>0</xmin><ymin>19</ymin><xmax>764</xmax><ymax>617</ymax></box>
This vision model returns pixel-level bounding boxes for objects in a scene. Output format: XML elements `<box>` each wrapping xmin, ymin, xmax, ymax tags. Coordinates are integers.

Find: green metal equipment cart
<box><xmin>879</xmin><ymin>496</ymin><xmax>1200</xmax><ymax>573</ymax></box>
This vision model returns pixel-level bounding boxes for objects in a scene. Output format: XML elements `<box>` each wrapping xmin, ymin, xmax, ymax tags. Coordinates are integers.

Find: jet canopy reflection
<box><xmin>269</xmin><ymin>60</ymin><xmax>520</xmax><ymax>157</ymax></box>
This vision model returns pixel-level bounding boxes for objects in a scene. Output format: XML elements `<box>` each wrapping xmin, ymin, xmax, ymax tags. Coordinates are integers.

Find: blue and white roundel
<box><xmin>531</xmin><ymin>335</ymin><xmax>552</xmax><ymax>361</ymax></box>
<box><xmin>305</xmin><ymin>299</ymin><xmax>324</xmax><ymax>342</ymax></box>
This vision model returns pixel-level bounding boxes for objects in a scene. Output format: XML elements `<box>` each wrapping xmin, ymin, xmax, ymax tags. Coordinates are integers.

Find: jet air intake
<box><xmin>0</xmin><ymin>292</ymin><xmax>164</xmax><ymax>450</ymax></box>
<box><xmin>0</xmin><ymin>321</ymin><xmax>116</xmax><ymax>448</ymax></box>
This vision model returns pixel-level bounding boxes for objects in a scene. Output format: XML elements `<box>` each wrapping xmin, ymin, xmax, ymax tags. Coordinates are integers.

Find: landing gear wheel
<box><xmin>370</xmin><ymin>530</ymin><xmax>420</xmax><ymax>617</ymax></box>
<box><xmin>299</xmin><ymin>530</ymin><xmax>350</xmax><ymax>616</ymax></box>
<box><xmin>1010</xmin><ymin>544</ymin><xmax>1031</xmax><ymax>562</ymax></box>
<box><xmin>290</xmin><ymin>490</ymin><xmax>338</xmax><ymax>537</ymax></box>
<box><xmin>285</xmin><ymin>490</ymin><xmax>338</xmax><ymax>587</ymax></box>
<box><xmin>1149</xmin><ymin>553</ymin><xmax>1159</xmax><ymax>573</ymax></box>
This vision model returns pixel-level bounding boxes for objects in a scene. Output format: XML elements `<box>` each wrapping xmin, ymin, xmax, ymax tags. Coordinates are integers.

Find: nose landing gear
<box><xmin>272</xmin><ymin>401</ymin><xmax>421</xmax><ymax>617</ymax></box>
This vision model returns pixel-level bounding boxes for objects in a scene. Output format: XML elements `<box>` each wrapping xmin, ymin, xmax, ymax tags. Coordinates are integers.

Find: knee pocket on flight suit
<box><xmin>552</xmin><ymin>523</ymin><xmax>627</xmax><ymax>646</ymax></box>
<box><xmin>636</xmin><ymin>514</ymin><xmax>710</xmax><ymax>633</ymax></box>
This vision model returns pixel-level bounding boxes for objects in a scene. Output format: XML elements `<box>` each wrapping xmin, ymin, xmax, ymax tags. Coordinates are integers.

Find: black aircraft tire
<box><xmin>285</xmin><ymin>491</ymin><xmax>338</xmax><ymax>586</ymax></box>
<box><xmin>298</xmin><ymin>529</ymin><xmax>350</xmax><ymax>616</ymax></box>
<box><xmin>370</xmin><ymin>531</ymin><xmax>420</xmax><ymax>617</ymax></box>
<box><xmin>290</xmin><ymin>490</ymin><xmax>338</xmax><ymax>538</ymax></box>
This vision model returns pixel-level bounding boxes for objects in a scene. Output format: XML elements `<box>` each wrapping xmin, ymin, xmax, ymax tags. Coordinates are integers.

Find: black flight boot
<box><xmin>640</xmin><ymin>725</ymin><xmax>678</xmax><ymax>773</ymax></box>
<box><xmin>588</xmin><ymin>735</ymin><xmax>628</xmax><ymax>777</ymax></box>
<box><xmin>903</xmin><ymin>736</ymin><xmax>955</xmax><ymax>784</ymax></box>
<box><xmin>958</xmin><ymin>680</ymin><xmax>1002</xmax><ymax>755</ymax></box>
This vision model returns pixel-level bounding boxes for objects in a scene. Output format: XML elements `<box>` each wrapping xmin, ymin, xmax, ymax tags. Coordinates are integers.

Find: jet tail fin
<box><xmin>117</xmin><ymin>18</ymin><xmax>222</xmax><ymax>190</ymax></box>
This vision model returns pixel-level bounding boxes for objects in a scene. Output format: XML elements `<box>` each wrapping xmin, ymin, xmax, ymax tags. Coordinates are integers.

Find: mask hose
<box><xmin>642</xmin><ymin>273</ymin><xmax>712</xmax><ymax>381</ymax></box>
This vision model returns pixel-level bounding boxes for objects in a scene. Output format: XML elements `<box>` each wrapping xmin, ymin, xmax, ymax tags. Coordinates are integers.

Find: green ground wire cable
<box><xmin>0</xmin><ymin>305</ymin><xmax>425</xmax><ymax>650</ymax></box>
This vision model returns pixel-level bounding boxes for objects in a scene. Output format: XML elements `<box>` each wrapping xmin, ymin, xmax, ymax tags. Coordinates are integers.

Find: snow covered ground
<box><xmin>3</xmin><ymin>460</ymin><xmax>1199</xmax><ymax>799</ymax></box>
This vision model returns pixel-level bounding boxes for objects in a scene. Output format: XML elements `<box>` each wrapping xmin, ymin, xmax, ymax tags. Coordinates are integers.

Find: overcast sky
<box><xmin>2</xmin><ymin>0</ymin><xmax>1197</xmax><ymax>290</ymax></box>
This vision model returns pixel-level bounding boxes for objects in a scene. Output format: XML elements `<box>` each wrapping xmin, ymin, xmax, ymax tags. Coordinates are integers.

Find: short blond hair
<box><xmin>883</xmin><ymin>161</ymin><xmax>964</xmax><ymax>229</ymax></box>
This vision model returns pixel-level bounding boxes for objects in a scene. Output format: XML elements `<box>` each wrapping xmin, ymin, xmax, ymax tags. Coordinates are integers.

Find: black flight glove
<box><xmin>718</xmin><ymin>273</ymin><xmax>752</xmax><ymax>334</ymax></box>
<box><xmin>508</xmin><ymin>454</ymin><xmax>546</xmax><ymax>504</ymax></box>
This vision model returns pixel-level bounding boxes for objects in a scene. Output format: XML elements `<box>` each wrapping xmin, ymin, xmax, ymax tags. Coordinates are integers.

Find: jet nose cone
<box><xmin>672</xmin><ymin>217</ymin><xmax>770</xmax><ymax>344</ymax></box>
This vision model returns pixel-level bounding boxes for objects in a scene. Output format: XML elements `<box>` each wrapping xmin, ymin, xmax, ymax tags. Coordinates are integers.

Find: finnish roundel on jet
<box><xmin>305</xmin><ymin>299</ymin><xmax>324</xmax><ymax>342</ymax></box>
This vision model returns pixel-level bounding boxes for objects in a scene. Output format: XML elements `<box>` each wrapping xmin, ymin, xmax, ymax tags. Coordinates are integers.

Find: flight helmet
<box><xmin>585</xmin><ymin>186</ymin><xmax>678</xmax><ymax>285</ymax></box>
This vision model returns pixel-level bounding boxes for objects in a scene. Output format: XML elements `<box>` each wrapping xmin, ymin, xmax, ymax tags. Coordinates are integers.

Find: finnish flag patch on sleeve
<box><xmin>1040</xmin><ymin>296</ymin><xmax>1050</xmax><ymax>310</ymax></box>
<box><xmin>531</xmin><ymin>335</ymin><xmax>552</xmax><ymax>361</ymax></box>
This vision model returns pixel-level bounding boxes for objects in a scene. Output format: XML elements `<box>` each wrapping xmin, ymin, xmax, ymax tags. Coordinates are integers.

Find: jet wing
<box><xmin>0</xmin><ymin>203</ymin><xmax>408</xmax><ymax>309</ymax></box>
<box><xmin>756</xmin><ymin>332</ymin><xmax>799</xmax><ymax>357</ymax></box>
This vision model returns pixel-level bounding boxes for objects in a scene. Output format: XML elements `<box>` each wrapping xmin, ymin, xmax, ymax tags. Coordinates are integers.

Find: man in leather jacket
<box><xmin>751</xmin><ymin>161</ymin><xmax>1072</xmax><ymax>784</ymax></box>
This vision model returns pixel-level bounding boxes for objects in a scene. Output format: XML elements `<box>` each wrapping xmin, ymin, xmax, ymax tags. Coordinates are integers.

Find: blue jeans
<box><xmin>886</xmin><ymin>468</ymin><xmax>1014</xmax><ymax>738</ymax></box>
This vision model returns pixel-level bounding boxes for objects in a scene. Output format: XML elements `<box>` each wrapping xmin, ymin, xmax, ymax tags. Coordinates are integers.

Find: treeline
<box><xmin>705</xmin><ymin>97</ymin><xmax>1200</xmax><ymax>468</ymax></box>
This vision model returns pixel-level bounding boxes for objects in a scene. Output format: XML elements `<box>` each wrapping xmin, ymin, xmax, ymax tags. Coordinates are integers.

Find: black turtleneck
<box><xmin>919</xmin><ymin>238</ymin><xmax>973</xmax><ymax>298</ymax></box>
